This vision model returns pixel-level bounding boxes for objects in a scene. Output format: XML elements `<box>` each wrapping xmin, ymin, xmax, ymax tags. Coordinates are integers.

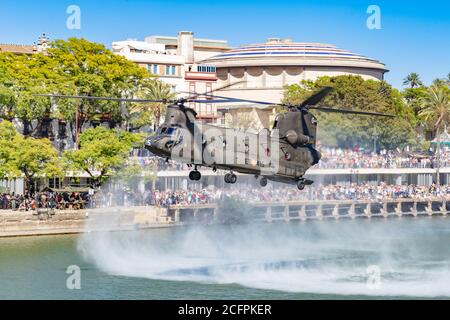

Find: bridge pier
<box><xmin>426</xmin><ymin>201</ymin><xmax>433</xmax><ymax>216</ymax></box>
<box><xmin>284</xmin><ymin>205</ymin><xmax>290</xmax><ymax>222</ymax></box>
<box><xmin>411</xmin><ymin>201</ymin><xmax>418</xmax><ymax>217</ymax></box>
<box><xmin>316</xmin><ymin>204</ymin><xmax>323</xmax><ymax>220</ymax></box>
<box><xmin>332</xmin><ymin>204</ymin><xmax>339</xmax><ymax>220</ymax></box>
<box><xmin>266</xmin><ymin>206</ymin><xmax>273</xmax><ymax>223</ymax></box>
<box><xmin>441</xmin><ymin>200</ymin><xmax>447</xmax><ymax>216</ymax></box>
<box><xmin>364</xmin><ymin>203</ymin><xmax>372</xmax><ymax>219</ymax></box>
<box><xmin>299</xmin><ymin>205</ymin><xmax>307</xmax><ymax>221</ymax></box>
<box><xmin>348</xmin><ymin>203</ymin><xmax>356</xmax><ymax>219</ymax></box>
<box><xmin>381</xmin><ymin>202</ymin><xmax>389</xmax><ymax>218</ymax></box>
<box><xmin>395</xmin><ymin>202</ymin><xmax>403</xmax><ymax>217</ymax></box>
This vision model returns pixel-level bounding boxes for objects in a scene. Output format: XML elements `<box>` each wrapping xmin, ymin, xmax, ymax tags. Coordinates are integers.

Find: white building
<box><xmin>114</xmin><ymin>35</ymin><xmax>388</xmax><ymax>128</ymax></box>
<box><xmin>199</xmin><ymin>38</ymin><xmax>389</xmax><ymax>128</ymax></box>
<box><xmin>112</xmin><ymin>31</ymin><xmax>229</xmax><ymax>120</ymax></box>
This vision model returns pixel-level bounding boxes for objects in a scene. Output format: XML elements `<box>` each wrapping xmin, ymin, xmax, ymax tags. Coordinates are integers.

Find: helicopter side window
<box><xmin>272</xmin><ymin>120</ymin><xmax>278</xmax><ymax>129</ymax></box>
<box><xmin>165</xmin><ymin>127</ymin><xmax>176</xmax><ymax>136</ymax></box>
<box><xmin>164</xmin><ymin>127</ymin><xmax>179</xmax><ymax>137</ymax></box>
<box><xmin>159</xmin><ymin>127</ymin><xmax>167</xmax><ymax>134</ymax></box>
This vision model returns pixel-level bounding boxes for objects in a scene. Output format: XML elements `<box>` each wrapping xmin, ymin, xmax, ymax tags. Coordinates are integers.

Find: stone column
<box><xmin>284</xmin><ymin>205</ymin><xmax>290</xmax><ymax>222</ymax></box>
<box><xmin>348</xmin><ymin>203</ymin><xmax>356</xmax><ymax>219</ymax></box>
<box><xmin>266</xmin><ymin>206</ymin><xmax>272</xmax><ymax>223</ymax></box>
<box><xmin>395</xmin><ymin>202</ymin><xmax>403</xmax><ymax>217</ymax></box>
<box><xmin>299</xmin><ymin>205</ymin><xmax>307</xmax><ymax>221</ymax></box>
<box><xmin>332</xmin><ymin>204</ymin><xmax>339</xmax><ymax>220</ymax></box>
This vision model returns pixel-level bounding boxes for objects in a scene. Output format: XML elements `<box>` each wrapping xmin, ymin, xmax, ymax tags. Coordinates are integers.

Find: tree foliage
<box><xmin>0</xmin><ymin>38</ymin><xmax>154</xmax><ymax>137</ymax></box>
<box><xmin>283</xmin><ymin>75</ymin><xmax>417</xmax><ymax>149</ymax></box>
<box><xmin>129</xmin><ymin>79</ymin><xmax>176</xmax><ymax>130</ymax></box>
<box><xmin>0</xmin><ymin>120</ymin><xmax>62</xmax><ymax>190</ymax></box>
<box><xmin>403</xmin><ymin>72</ymin><xmax>423</xmax><ymax>88</ymax></box>
<box><xmin>63</xmin><ymin>126</ymin><xmax>143</xmax><ymax>186</ymax></box>
<box><xmin>419</xmin><ymin>85</ymin><xmax>450</xmax><ymax>134</ymax></box>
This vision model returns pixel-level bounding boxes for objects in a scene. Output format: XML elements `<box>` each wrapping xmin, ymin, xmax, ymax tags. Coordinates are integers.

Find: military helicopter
<box><xmin>38</xmin><ymin>83</ymin><xmax>394</xmax><ymax>190</ymax></box>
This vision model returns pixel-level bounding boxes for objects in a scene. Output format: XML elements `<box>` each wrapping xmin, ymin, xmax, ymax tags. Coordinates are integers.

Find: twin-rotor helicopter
<box><xmin>38</xmin><ymin>82</ymin><xmax>393</xmax><ymax>190</ymax></box>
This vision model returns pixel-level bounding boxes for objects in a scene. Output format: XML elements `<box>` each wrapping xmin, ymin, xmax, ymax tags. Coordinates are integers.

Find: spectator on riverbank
<box><xmin>130</xmin><ymin>146</ymin><xmax>450</xmax><ymax>171</ymax></box>
<box><xmin>1</xmin><ymin>182</ymin><xmax>449</xmax><ymax>211</ymax></box>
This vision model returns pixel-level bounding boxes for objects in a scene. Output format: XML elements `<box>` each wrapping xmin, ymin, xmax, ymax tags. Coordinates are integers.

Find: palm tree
<box><xmin>129</xmin><ymin>79</ymin><xmax>176</xmax><ymax>131</ymax></box>
<box><xmin>419</xmin><ymin>85</ymin><xmax>450</xmax><ymax>185</ymax></box>
<box><xmin>403</xmin><ymin>72</ymin><xmax>423</xmax><ymax>88</ymax></box>
<box><xmin>432</xmin><ymin>78</ymin><xmax>447</xmax><ymax>87</ymax></box>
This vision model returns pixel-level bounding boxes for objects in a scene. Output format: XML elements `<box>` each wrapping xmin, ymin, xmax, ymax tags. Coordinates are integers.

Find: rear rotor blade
<box><xmin>310</xmin><ymin>106</ymin><xmax>395</xmax><ymax>117</ymax></box>
<box><xmin>300</xmin><ymin>87</ymin><xmax>333</xmax><ymax>108</ymax></box>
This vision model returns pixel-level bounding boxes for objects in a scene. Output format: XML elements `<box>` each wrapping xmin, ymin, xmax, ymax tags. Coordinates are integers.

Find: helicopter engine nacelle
<box><xmin>285</xmin><ymin>130</ymin><xmax>312</xmax><ymax>145</ymax></box>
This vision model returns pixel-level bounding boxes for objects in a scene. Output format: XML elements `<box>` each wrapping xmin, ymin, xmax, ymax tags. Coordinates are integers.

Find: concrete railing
<box><xmin>1</xmin><ymin>197</ymin><xmax>449</xmax><ymax>237</ymax></box>
<box><xmin>167</xmin><ymin>197</ymin><xmax>450</xmax><ymax>224</ymax></box>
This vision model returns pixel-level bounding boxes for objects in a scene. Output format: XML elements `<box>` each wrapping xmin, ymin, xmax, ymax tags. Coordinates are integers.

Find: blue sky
<box><xmin>0</xmin><ymin>0</ymin><xmax>449</xmax><ymax>88</ymax></box>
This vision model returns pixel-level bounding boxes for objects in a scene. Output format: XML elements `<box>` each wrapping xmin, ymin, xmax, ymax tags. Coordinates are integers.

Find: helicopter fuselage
<box><xmin>145</xmin><ymin>104</ymin><xmax>320</xmax><ymax>189</ymax></box>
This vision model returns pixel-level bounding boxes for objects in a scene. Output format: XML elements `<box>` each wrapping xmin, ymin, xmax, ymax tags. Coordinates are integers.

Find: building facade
<box><xmin>0</xmin><ymin>33</ymin><xmax>49</xmax><ymax>55</ymax></box>
<box><xmin>201</xmin><ymin>38</ymin><xmax>389</xmax><ymax>128</ymax></box>
<box><xmin>112</xmin><ymin>31</ymin><xmax>229</xmax><ymax>120</ymax></box>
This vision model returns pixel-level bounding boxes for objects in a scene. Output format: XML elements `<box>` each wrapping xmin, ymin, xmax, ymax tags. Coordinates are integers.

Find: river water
<box><xmin>1</xmin><ymin>217</ymin><xmax>450</xmax><ymax>300</ymax></box>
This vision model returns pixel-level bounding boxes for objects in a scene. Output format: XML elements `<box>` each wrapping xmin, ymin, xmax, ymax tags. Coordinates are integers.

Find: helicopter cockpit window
<box><xmin>165</xmin><ymin>127</ymin><xmax>176</xmax><ymax>136</ymax></box>
<box><xmin>272</xmin><ymin>115</ymin><xmax>282</xmax><ymax>129</ymax></box>
<box><xmin>158</xmin><ymin>127</ymin><xmax>167</xmax><ymax>134</ymax></box>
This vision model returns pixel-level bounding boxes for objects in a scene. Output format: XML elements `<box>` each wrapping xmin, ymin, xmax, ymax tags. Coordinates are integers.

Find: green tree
<box><xmin>419</xmin><ymin>85</ymin><xmax>450</xmax><ymax>136</ymax></box>
<box><xmin>403</xmin><ymin>86</ymin><xmax>428</xmax><ymax>117</ymax></box>
<box><xmin>403</xmin><ymin>72</ymin><xmax>423</xmax><ymax>88</ymax></box>
<box><xmin>0</xmin><ymin>52</ymin><xmax>57</xmax><ymax>135</ymax></box>
<box><xmin>64</xmin><ymin>126</ymin><xmax>143</xmax><ymax>186</ymax></box>
<box><xmin>47</xmin><ymin>38</ymin><xmax>151</xmax><ymax>139</ymax></box>
<box><xmin>129</xmin><ymin>79</ymin><xmax>176</xmax><ymax>130</ymax></box>
<box><xmin>418</xmin><ymin>85</ymin><xmax>450</xmax><ymax>185</ymax></box>
<box><xmin>0</xmin><ymin>121</ymin><xmax>62</xmax><ymax>192</ymax></box>
<box><xmin>10</xmin><ymin>137</ymin><xmax>63</xmax><ymax>193</ymax></box>
<box><xmin>283</xmin><ymin>76</ymin><xmax>417</xmax><ymax>149</ymax></box>
<box><xmin>0</xmin><ymin>121</ymin><xmax>18</xmax><ymax>179</ymax></box>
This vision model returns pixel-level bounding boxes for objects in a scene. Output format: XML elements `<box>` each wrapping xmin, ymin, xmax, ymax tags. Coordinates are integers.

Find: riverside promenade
<box><xmin>0</xmin><ymin>197</ymin><xmax>449</xmax><ymax>237</ymax></box>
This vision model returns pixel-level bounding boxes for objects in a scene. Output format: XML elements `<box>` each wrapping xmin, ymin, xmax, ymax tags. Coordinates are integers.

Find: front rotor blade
<box><xmin>189</xmin><ymin>99</ymin><xmax>240</xmax><ymax>104</ymax></box>
<box><xmin>310</xmin><ymin>106</ymin><xmax>395</xmax><ymax>117</ymax></box>
<box><xmin>34</xmin><ymin>94</ymin><xmax>169</xmax><ymax>103</ymax></box>
<box><xmin>185</xmin><ymin>80</ymin><xmax>246</xmax><ymax>100</ymax></box>
<box><xmin>202</xmin><ymin>94</ymin><xmax>283</xmax><ymax>106</ymax></box>
<box><xmin>300</xmin><ymin>87</ymin><xmax>333</xmax><ymax>108</ymax></box>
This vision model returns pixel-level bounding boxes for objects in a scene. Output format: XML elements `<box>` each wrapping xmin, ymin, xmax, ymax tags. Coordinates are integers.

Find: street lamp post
<box><xmin>436</xmin><ymin>128</ymin><xmax>441</xmax><ymax>187</ymax></box>
<box><xmin>75</xmin><ymin>106</ymin><xmax>79</xmax><ymax>149</ymax></box>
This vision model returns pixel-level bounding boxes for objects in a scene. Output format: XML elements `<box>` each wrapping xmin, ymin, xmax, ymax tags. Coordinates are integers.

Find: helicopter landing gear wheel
<box><xmin>297</xmin><ymin>179</ymin><xmax>306</xmax><ymax>191</ymax></box>
<box><xmin>189</xmin><ymin>170</ymin><xmax>201</xmax><ymax>181</ymax></box>
<box><xmin>224</xmin><ymin>173</ymin><xmax>237</xmax><ymax>184</ymax></box>
<box><xmin>260</xmin><ymin>177</ymin><xmax>268</xmax><ymax>187</ymax></box>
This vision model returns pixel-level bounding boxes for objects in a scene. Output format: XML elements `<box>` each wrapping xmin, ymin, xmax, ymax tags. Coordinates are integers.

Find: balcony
<box><xmin>185</xmin><ymin>71</ymin><xmax>217</xmax><ymax>81</ymax></box>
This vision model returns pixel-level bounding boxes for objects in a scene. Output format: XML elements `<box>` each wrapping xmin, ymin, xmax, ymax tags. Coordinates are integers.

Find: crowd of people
<box><xmin>131</xmin><ymin>146</ymin><xmax>450</xmax><ymax>171</ymax></box>
<box><xmin>140</xmin><ymin>183</ymin><xmax>450</xmax><ymax>205</ymax></box>
<box><xmin>315</xmin><ymin>146</ymin><xmax>450</xmax><ymax>169</ymax></box>
<box><xmin>0</xmin><ymin>191</ymin><xmax>91</xmax><ymax>211</ymax></box>
<box><xmin>1</xmin><ymin>182</ymin><xmax>449</xmax><ymax>211</ymax></box>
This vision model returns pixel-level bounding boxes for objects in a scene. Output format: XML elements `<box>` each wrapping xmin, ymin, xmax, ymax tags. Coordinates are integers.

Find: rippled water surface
<box><xmin>1</xmin><ymin>217</ymin><xmax>450</xmax><ymax>299</ymax></box>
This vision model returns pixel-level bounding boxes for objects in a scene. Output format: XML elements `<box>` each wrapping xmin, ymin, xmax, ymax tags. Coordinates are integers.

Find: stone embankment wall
<box><xmin>0</xmin><ymin>206</ymin><xmax>170</xmax><ymax>238</ymax></box>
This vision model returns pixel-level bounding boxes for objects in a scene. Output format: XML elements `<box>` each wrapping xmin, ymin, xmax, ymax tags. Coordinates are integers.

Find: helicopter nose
<box><xmin>144</xmin><ymin>136</ymin><xmax>171</xmax><ymax>157</ymax></box>
<box><xmin>144</xmin><ymin>136</ymin><xmax>161</xmax><ymax>152</ymax></box>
